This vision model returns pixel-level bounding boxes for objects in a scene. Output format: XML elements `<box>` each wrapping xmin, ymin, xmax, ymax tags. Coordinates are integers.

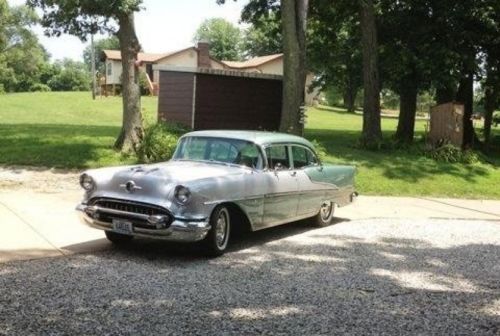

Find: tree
<box><xmin>359</xmin><ymin>0</ymin><xmax>382</xmax><ymax>147</ymax></box>
<box><xmin>308</xmin><ymin>0</ymin><xmax>362</xmax><ymax>112</ymax></box>
<box><xmin>193</xmin><ymin>18</ymin><xmax>242</xmax><ymax>61</ymax></box>
<box><xmin>29</xmin><ymin>0</ymin><xmax>144</xmax><ymax>152</ymax></box>
<box><xmin>242</xmin><ymin>13</ymin><xmax>282</xmax><ymax>58</ymax></box>
<box><xmin>82</xmin><ymin>36</ymin><xmax>120</xmax><ymax>73</ymax></box>
<box><xmin>0</xmin><ymin>2</ymin><xmax>49</xmax><ymax>92</ymax></box>
<box><xmin>47</xmin><ymin>59</ymin><xmax>90</xmax><ymax>91</ymax></box>
<box><xmin>220</xmin><ymin>0</ymin><xmax>309</xmax><ymax>135</ymax></box>
<box><xmin>279</xmin><ymin>0</ymin><xmax>309</xmax><ymax>135</ymax></box>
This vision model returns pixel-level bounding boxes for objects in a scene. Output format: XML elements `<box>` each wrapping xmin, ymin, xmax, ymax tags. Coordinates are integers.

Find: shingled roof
<box><xmin>221</xmin><ymin>54</ymin><xmax>283</xmax><ymax>69</ymax></box>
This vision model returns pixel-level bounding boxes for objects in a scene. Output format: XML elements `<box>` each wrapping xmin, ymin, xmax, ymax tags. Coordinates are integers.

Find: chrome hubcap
<box><xmin>215</xmin><ymin>209</ymin><xmax>229</xmax><ymax>249</ymax></box>
<box><xmin>320</xmin><ymin>201</ymin><xmax>333</xmax><ymax>222</ymax></box>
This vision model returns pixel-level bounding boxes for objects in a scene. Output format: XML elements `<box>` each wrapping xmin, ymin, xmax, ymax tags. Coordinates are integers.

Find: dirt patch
<box><xmin>0</xmin><ymin>166</ymin><xmax>81</xmax><ymax>192</ymax></box>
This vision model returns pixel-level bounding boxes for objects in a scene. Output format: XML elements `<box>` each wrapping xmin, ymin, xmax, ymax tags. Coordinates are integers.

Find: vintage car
<box><xmin>76</xmin><ymin>130</ymin><xmax>357</xmax><ymax>256</ymax></box>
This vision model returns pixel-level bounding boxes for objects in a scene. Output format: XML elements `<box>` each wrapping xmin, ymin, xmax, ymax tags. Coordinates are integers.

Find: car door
<box><xmin>292</xmin><ymin>145</ymin><xmax>329</xmax><ymax>217</ymax></box>
<box><xmin>260</xmin><ymin>144</ymin><xmax>299</xmax><ymax>228</ymax></box>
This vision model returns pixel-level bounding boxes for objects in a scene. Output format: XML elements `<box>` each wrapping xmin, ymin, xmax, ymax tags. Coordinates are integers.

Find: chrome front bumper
<box><xmin>76</xmin><ymin>204</ymin><xmax>210</xmax><ymax>242</ymax></box>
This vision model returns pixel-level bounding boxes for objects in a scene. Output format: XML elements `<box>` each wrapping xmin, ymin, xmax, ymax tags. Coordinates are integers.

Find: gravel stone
<box><xmin>0</xmin><ymin>218</ymin><xmax>499</xmax><ymax>335</ymax></box>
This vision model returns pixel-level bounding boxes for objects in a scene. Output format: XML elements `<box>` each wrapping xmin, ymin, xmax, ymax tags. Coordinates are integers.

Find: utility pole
<box><xmin>91</xmin><ymin>33</ymin><xmax>96</xmax><ymax>100</ymax></box>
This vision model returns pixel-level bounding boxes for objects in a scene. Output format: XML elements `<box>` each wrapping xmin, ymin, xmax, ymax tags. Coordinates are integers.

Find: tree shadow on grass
<box><xmin>0</xmin><ymin>124</ymin><xmax>131</xmax><ymax>168</ymax></box>
<box><xmin>1</xmin><ymin>220</ymin><xmax>498</xmax><ymax>335</ymax></box>
<box><xmin>306</xmin><ymin>128</ymin><xmax>492</xmax><ymax>184</ymax></box>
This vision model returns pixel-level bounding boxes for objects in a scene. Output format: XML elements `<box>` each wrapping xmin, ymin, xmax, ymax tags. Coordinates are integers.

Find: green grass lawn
<box><xmin>0</xmin><ymin>92</ymin><xmax>499</xmax><ymax>199</ymax></box>
<box><xmin>306</xmin><ymin>106</ymin><xmax>500</xmax><ymax>198</ymax></box>
<box><xmin>0</xmin><ymin>92</ymin><xmax>157</xmax><ymax>168</ymax></box>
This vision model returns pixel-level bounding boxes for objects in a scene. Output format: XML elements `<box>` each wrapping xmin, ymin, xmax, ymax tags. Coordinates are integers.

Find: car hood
<box><xmin>87</xmin><ymin>161</ymin><xmax>248</xmax><ymax>205</ymax></box>
<box><xmin>113</xmin><ymin>160</ymin><xmax>246</xmax><ymax>184</ymax></box>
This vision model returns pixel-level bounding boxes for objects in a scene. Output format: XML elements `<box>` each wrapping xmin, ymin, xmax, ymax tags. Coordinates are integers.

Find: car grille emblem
<box><xmin>120</xmin><ymin>181</ymin><xmax>142</xmax><ymax>193</ymax></box>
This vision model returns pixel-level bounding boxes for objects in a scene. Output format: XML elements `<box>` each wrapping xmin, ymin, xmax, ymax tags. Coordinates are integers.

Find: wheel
<box><xmin>203</xmin><ymin>205</ymin><xmax>231</xmax><ymax>257</ymax></box>
<box><xmin>105</xmin><ymin>231</ymin><xmax>134</xmax><ymax>244</ymax></box>
<box><xmin>313</xmin><ymin>200</ymin><xmax>334</xmax><ymax>227</ymax></box>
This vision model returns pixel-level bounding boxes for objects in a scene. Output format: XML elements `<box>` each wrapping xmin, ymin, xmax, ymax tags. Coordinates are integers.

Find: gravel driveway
<box><xmin>1</xmin><ymin>218</ymin><xmax>499</xmax><ymax>335</ymax></box>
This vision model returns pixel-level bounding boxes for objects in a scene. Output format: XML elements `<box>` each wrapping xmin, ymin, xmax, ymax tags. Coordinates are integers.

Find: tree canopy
<box><xmin>193</xmin><ymin>18</ymin><xmax>243</xmax><ymax>61</ymax></box>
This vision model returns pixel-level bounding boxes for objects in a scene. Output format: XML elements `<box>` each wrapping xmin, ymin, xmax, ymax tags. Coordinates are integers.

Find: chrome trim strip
<box><xmin>76</xmin><ymin>205</ymin><xmax>210</xmax><ymax>242</ymax></box>
<box><xmin>85</xmin><ymin>205</ymin><xmax>152</xmax><ymax>221</ymax></box>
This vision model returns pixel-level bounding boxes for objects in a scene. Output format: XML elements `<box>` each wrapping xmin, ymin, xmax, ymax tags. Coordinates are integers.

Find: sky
<box><xmin>7</xmin><ymin>0</ymin><xmax>249</xmax><ymax>61</ymax></box>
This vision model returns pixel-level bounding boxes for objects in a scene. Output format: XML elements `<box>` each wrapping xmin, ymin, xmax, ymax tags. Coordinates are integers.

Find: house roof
<box><xmin>221</xmin><ymin>54</ymin><xmax>283</xmax><ymax>69</ymax></box>
<box><xmin>101</xmin><ymin>50</ymin><xmax>172</xmax><ymax>63</ymax></box>
<box><xmin>101</xmin><ymin>47</ymin><xmax>226</xmax><ymax>68</ymax></box>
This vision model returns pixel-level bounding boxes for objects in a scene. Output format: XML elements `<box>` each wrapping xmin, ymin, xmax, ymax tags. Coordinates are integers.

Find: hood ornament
<box><xmin>120</xmin><ymin>180</ymin><xmax>142</xmax><ymax>193</ymax></box>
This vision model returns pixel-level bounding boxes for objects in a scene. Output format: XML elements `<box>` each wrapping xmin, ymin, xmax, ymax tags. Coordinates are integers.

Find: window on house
<box><xmin>107</xmin><ymin>62</ymin><xmax>112</xmax><ymax>76</ymax></box>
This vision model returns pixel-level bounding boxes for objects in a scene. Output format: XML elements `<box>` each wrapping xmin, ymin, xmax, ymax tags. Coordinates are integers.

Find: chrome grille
<box><xmin>90</xmin><ymin>198</ymin><xmax>170</xmax><ymax>217</ymax></box>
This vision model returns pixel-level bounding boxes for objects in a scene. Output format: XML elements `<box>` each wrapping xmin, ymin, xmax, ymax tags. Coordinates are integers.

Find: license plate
<box><xmin>112</xmin><ymin>219</ymin><xmax>133</xmax><ymax>235</ymax></box>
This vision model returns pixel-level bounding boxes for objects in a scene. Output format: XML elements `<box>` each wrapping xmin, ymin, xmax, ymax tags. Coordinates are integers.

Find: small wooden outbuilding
<box><xmin>428</xmin><ymin>102</ymin><xmax>465</xmax><ymax>147</ymax></box>
<box><xmin>154</xmin><ymin>66</ymin><xmax>283</xmax><ymax>131</ymax></box>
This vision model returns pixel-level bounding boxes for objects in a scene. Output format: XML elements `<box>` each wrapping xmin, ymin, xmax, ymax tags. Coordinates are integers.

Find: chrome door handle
<box><xmin>290</xmin><ymin>171</ymin><xmax>297</xmax><ymax>177</ymax></box>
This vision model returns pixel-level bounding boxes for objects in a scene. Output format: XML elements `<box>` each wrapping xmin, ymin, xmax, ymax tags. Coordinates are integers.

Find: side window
<box><xmin>292</xmin><ymin>146</ymin><xmax>319</xmax><ymax>168</ymax></box>
<box><xmin>234</xmin><ymin>144</ymin><xmax>263</xmax><ymax>169</ymax></box>
<box><xmin>107</xmin><ymin>62</ymin><xmax>112</xmax><ymax>75</ymax></box>
<box><xmin>292</xmin><ymin>146</ymin><xmax>308</xmax><ymax>168</ymax></box>
<box><xmin>266</xmin><ymin>145</ymin><xmax>289</xmax><ymax>169</ymax></box>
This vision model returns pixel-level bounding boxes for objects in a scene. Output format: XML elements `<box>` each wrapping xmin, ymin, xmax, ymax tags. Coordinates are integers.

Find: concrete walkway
<box><xmin>1</xmin><ymin>190</ymin><xmax>499</xmax><ymax>263</ymax></box>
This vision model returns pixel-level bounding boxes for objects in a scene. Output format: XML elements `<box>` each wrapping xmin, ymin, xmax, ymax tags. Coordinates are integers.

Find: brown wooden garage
<box><xmin>155</xmin><ymin>66</ymin><xmax>283</xmax><ymax>131</ymax></box>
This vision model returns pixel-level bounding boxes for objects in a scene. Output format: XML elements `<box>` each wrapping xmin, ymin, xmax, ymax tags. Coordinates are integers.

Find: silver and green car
<box><xmin>76</xmin><ymin>130</ymin><xmax>357</xmax><ymax>256</ymax></box>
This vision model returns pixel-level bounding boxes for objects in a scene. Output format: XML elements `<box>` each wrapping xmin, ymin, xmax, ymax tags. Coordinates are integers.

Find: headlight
<box><xmin>174</xmin><ymin>185</ymin><xmax>191</xmax><ymax>204</ymax></box>
<box><xmin>79</xmin><ymin>174</ymin><xmax>95</xmax><ymax>191</ymax></box>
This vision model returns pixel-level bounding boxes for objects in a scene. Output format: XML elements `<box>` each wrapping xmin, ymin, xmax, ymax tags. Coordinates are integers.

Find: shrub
<box><xmin>136</xmin><ymin>123</ymin><xmax>188</xmax><ymax>163</ymax></box>
<box><xmin>30</xmin><ymin>83</ymin><xmax>51</xmax><ymax>92</ymax></box>
<box><xmin>310</xmin><ymin>139</ymin><xmax>328</xmax><ymax>162</ymax></box>
<box><xmin>426</xmin><ymin>144</ymin><xmax>480</xmax><ymax>164</ymax></box>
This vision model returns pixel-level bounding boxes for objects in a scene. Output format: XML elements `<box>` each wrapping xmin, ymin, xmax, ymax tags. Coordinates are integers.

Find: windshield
<box><xmin>173</xmin><ymin>136</ymin><xmax>264</xmax><ymax>169</ymax></box>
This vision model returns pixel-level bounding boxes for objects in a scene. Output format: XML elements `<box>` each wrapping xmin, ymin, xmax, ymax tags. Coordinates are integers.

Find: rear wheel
<box><xmin>313</xmin><ymin>200</ymin><xmax>334</xmax><ymax>227</ymax></box>
<box><xmin>203</xmin><ymin>205</ymin><xmax>231</xmax><ymax>257</ymax></box>
<box><xmin>105</xmin><ymin>231</ymin><xmax>134</xmax><ymax>244</ymax></box>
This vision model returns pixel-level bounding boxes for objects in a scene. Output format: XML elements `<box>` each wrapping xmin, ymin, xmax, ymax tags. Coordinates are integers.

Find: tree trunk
<box><xmin>280</xmin><ymin>0</ymin><xmax>309</xmax><ymax>136</ymax></box>
<box><xmin>395</xmin><ymin>81</ymin><xmax>418</xmax><ymax>143</ymax></box>
<box><xmin>343</xmin><ymin>85</ymin><xmax>357</xmax><ymax>112</ymax></box>
<box><xmin>114</xmin><ymin>12</ymin><xmax>143</xmax><ymax>152</ymax></box>
<box><xmin>359</xmin><ymin>0</ymin><xmax>382</xmax><ymax>147</ymax></box>
<box><xmin>483</xmin><ymin>85</ymin><xmax>499</xmax><ymax>148</ymax></box>
<box><xmin>456</xmin><ymin>72</ymin><xmax>477</xmax><ymax>149</ymax></box>
<box><xmin>483</xmin><ymin>61</ymin><xmax>500</xmax><ymax>148</ymax></box>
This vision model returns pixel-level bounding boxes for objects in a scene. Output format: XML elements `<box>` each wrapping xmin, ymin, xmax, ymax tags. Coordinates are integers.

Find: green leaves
<box><xmin>193</xmin><ymin>18</ymin><xmax>243</xmax><ymax>61</ymax></box>
<box><xmin>27</xmin><ymin>0</ymin><xmax>143</xmax><ymax>40</ymax></box>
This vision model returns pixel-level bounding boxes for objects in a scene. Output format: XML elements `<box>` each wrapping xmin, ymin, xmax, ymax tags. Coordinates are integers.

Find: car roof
<box><xmin>182</xmin><ymin>130</ymin><xmax>315</xmax><ymax>148</ymax></box>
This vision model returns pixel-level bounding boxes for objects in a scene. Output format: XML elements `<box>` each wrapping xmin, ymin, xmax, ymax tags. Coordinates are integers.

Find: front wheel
<box><xmin>105</xmin><ymin>231</ymin><xmax>134</xmax><ymax>244</ymax></box>
<box><xmin>313</xmin><ymin>200</ymin><xmax>335</xmax><ymax>227</ymax></box>
<box><xmin>203</xmin><ymin>206</ymin><xmax>231</xmax><ymax>257</ymax></box>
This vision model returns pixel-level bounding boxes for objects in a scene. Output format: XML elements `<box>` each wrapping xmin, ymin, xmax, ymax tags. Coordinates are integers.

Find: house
<box><xmin>101</xmin><ymin>42</ymin><xmax>318</xmax><ymax>104</ymax></box>
<box><xmin>100</xmin><ymin>42</ymin><xmax>225</xmax><ymax>95</ymax></box>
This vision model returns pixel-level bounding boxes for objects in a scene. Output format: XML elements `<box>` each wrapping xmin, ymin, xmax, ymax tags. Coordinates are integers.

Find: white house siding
<box><xmin>256</xmin><ymin>59</ymin><xmax>283</xmax><ymax>75</ymax></box>
<box><xmin>153</xmin><ymin>49</ymin><xmax>198</xmax><ymax>83</ymax></box>
<box><xmin>105</xmin><ymin>60</ymin><xmax>123</xmax><ymax>85</ymax></box>
<box><xmin>210</xmin><ymin>60</ymin><xmax>225</xmax><ymax>70</ymax></box>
